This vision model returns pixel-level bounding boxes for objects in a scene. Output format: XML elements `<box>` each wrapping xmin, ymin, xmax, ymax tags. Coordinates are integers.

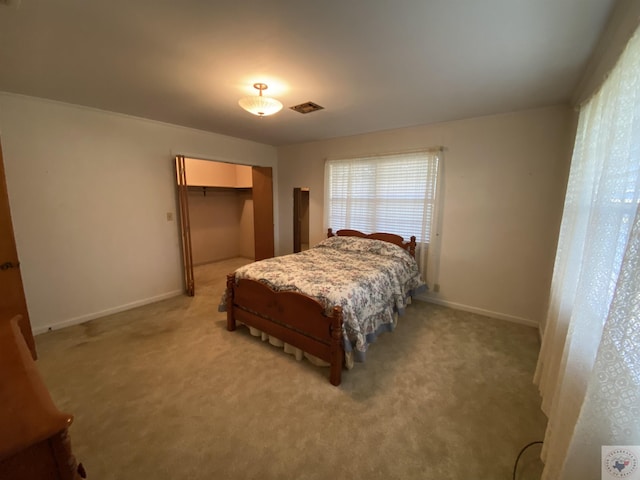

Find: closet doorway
<box><xmin>175</xmin><ymin>156</ymin><xmax>274</xmax><ymax>296</ymax></box>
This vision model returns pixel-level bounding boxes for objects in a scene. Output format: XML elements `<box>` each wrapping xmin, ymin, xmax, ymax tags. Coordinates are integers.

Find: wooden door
<box><xmin>293</xmin><ymin>188</ymin><xmax>302</xmax><ymax>253</ymax></box>
<box><xmin>252</xmin><ymin>167</ymin><xmax>275</xmax><ymax>261</ymax></box>
<box><xmin>0</xmin><ymin>138</ymin><xmax>37</xmax><ymax>359</ymax></box>
<box><xmin>175</xmin><ymin>155</ymin><xmax>194</xmax><ymax>296</ymax></box>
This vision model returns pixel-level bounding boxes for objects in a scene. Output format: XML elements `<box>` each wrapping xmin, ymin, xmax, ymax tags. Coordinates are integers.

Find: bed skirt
<box><xmin>238</xmin><ymin>308</ymin><xmax>401</xmax><ymax>371</ymax></box>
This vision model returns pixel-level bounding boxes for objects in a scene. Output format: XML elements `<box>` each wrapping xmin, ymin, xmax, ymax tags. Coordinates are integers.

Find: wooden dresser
<box><xmin>0</xmin><ymin>315</ymin><xmax>85</xmax><ymax>480</ymax></box>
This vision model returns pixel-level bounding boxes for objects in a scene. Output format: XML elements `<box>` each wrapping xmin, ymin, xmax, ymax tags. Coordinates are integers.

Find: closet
<box><xmin>175</xmin><ymin>156</ymin><xmax>274</xmax><ymax>295</ymax></box>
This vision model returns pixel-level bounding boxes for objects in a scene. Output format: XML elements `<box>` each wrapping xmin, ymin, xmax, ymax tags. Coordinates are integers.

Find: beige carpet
<box><xmin>35</xmin><ymin>258</ymin><xmax>546</xmax><ymax>479</ymax></box>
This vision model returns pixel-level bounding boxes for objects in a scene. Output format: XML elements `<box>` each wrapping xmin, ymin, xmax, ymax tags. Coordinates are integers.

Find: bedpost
<box><xmin>329</xmin><ymin>306</ymin><xmax>343</xmax><ymax>386</ymax></box>
<box><xmin>409</xmin><ymin>236</ymin><xmax>417</xmax><ymax>258</ymax></box>
<box><xmin>327</xmin><ymin>228</ymin><xmax>334</xmax><ymax>238</ymax></box>
<box><xmin>226</xmin><ymin>273</ymin><xmax>236</xmax><ymax>331</ymax></box>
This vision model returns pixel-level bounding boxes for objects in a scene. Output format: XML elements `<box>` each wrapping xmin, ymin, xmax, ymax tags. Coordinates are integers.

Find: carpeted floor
<box><xmin>35</xmin><ymin>258</ymin><xmax>546</xmax><ymax>479</ymax></box>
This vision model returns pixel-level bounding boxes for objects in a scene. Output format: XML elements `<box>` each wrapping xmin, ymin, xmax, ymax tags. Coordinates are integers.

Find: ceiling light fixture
<box><xmin>238</xmin><ymin>83</ymin><xmax>283</xmax><ymax>117</ymax></box>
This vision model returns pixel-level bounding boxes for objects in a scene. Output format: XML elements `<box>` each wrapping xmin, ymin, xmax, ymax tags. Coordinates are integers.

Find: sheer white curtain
<box><xmin>534</xmin><ymin>26</ymin><xmax>640</xmax><ymax>479</ymax></box>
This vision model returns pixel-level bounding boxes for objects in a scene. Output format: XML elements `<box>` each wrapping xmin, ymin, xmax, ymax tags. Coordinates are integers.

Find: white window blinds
<box><xmin>324</xmin><ymin>149</ymin><xmax>442</xmax><ymax>278</ymax></box>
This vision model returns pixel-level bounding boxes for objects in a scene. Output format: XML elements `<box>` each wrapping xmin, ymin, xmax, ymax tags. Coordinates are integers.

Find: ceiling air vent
<box><xmin>290</xmin><ymin>101</ymin><xmax>324</xmax><ymax>114</ymax></box>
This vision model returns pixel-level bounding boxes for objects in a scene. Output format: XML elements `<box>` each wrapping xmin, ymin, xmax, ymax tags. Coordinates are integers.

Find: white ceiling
<box><xmin>0</xmin><ymin>0</ymin><xmax>615</xmax><ymax>146</ymax></box>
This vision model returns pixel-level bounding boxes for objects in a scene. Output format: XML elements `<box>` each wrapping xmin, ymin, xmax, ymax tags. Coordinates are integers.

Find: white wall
<box><xmin>277</xmin><ymin>105</ymin><xmax>575</xmax><ymax>327</ymax></box>
<box><xmin>0</xmin><ymin>93</ymin><xmax>278</xmax><ymax>333</ymax></box>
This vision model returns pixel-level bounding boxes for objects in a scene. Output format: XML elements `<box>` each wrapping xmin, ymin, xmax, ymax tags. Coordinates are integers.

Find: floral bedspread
<box><xmin>223</xmin><ymin>236</ymin><xmax>426</xmax><ymax>361</ymax></box>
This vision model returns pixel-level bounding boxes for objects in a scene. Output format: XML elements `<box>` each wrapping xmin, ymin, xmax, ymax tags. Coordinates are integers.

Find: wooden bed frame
<box><xmin>225</xmin><ymin>229</ymin><xmax>417</xmax><ymax>386</ymax></box>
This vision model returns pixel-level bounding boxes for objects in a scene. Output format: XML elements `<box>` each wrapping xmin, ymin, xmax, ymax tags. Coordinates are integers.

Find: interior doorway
<box><xmin>175</xmin><ymin>156</ymin><xmax>274</xmax><ymax>296</ymax></box>
<box><xmin>293</xmin><ymin>187</ymin><xmax>310</xmax><ymax>253</ymax></box>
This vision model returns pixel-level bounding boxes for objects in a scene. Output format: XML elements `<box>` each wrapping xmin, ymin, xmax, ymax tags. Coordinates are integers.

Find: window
<box><xmin>534</xmin><ymin>25</ymin><xmax>640</xmax><ymax>478</ymax></box>
<box><xmin>324</xmin><ymin>150</ymin><xmax>440</xmax><ymax>244</ymax></box>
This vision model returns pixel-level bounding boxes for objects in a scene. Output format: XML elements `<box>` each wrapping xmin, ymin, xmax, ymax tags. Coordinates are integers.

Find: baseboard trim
<box><xmin>33</xmin><ymin>289</ymin><xmax>184</xmax><ymax>335</ymax></box>
<box><xmin>33</xmin><ymin>290</ymin><xmax>538</xmax><ymax>334</ymax></box>
<box><xmin>416</xmin><ymin>294</ymin><xmax>539</xmax><ymax>328</ymax></box>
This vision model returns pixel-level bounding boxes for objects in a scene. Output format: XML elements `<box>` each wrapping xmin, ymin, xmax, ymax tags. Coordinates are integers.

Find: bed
<box><xmin>221</xmin><ymin>228</ymin><xmax>425</xmax><ymax>385</ymax></box>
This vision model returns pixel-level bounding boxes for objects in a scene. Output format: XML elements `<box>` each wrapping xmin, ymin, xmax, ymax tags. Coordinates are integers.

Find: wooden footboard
<box><xmin>226</xmin><ymin>274</ymin><xmax>344</xmax><ymax>386</ymax></box>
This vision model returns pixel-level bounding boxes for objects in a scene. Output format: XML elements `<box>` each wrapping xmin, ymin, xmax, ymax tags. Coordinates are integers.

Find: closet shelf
<box><xmin>187</xmin><ymin>185</ymin><xmax>252</xmax><ymax>196</ymax></box>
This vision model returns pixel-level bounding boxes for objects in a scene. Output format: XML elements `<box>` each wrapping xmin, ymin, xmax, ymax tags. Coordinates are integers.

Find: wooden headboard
<box><xmin>327</xmin><ymin>228</ymin><xmax>417</xmax><ymax>258</ymax></box>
